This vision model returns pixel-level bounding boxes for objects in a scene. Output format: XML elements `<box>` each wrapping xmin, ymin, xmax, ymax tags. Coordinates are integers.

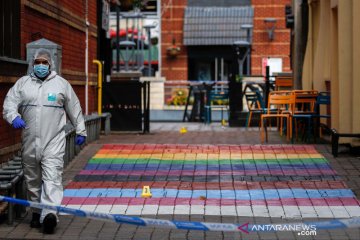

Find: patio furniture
<box><xmin>312</xmin><ymin>92</ymin><xmax>331</xmax><ymax>139</ymax></box>
<box><xmin>260</xmin><ymin>91</ymin><xmax>294</xmax><ymax>143</ymax></box>
<box><xmin>204</xmin><ymin>89</ymin><xmax>229</xmax><ymax>124</ymax></box>
<box><xmin>275</xmin><ymin>76</ymin><xmax>293</xmax><ymax>91</ymax></box>
<box><xmin>289</xmin><ymin>90</ymin><xmax>318</xmax><ymax>142</ymax></box>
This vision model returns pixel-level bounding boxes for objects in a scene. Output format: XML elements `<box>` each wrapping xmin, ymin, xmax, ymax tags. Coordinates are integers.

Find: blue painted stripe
<box><xmin>84</xmin><ymin>163</ymin><xmax>332</xmax><ymax>171</ymax></box>
<box><xmin>63</xmin><ymin>188</ymin><xmax>354</xmax><ymax>200</ymax></box>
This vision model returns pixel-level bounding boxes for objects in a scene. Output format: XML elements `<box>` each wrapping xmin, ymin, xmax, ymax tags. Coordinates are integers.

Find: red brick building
<box><xmin>161</xmin><ymin>0</ymin><xmax>291</xmax><ymax>80</ymax></box>
<box><xmin>0</xmin><ymin>0</ymin><xmax>101</xmax><ymax>161</ymax></box>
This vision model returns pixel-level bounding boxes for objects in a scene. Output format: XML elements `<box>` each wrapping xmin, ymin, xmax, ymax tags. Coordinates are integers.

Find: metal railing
<box><xmin>63</xmin><ymin>114</ymin><xmax>102</xmax><ymax>167</ymax></box>
<box><xmin>0</xmin><ymin>156</ymin><xmax>24</xmax><ymax>224</ymax></box>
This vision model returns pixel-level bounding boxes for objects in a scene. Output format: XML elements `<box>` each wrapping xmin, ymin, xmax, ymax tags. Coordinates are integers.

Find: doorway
<box><xmin>188</xmin><ymin>46</ymin><xmax>247</xmax><ymax>82</ymax></box>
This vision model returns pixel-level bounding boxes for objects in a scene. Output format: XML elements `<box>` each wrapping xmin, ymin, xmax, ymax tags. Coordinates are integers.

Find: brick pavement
<box><xmin>1</xmin><ymin>123</ymin><xmax>360</xmax><ymax>240</ymax></box>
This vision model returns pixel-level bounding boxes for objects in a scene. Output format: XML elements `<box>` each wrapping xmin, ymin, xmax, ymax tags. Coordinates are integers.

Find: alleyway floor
<box><xmin>1</xmin><ymin>123</ymin><xmax>360</xmax><ymax>239</ymax></box>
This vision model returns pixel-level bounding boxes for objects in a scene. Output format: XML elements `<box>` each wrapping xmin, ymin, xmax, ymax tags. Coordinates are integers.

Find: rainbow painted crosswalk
<box><xmin>62</xmin><ymin>144</ymin><xmax>360</xmax><ymax>218</ymax></box>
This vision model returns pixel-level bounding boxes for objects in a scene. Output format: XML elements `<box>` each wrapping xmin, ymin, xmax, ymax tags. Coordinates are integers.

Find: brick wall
<box><xmin>0</xmin><ymin>0</ymin><xmax>98</xmax><ymax>154</ymax></box>
<box><xmin>161</xmin><ymin>0</ymin><xmax>188</xmax><ymax>81</ymax></box>
<box><xmin>161</xmin><ymin>0</ymin><xmax>291</xmax><ymax>79</ymax></box>
<box><xmin>0</xmin><ymin>83</ymin><xmax>22</xmax><ymax>156</ymax></box>
<box><xmin>252</xmin><ymin>0</ymin><xmax>291</xmax><ymax>75</ymax></box>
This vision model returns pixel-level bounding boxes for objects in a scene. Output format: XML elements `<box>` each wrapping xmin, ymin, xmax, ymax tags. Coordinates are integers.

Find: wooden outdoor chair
<box><xmin>260</xmin><ymin>91</ymin><xmax>294</xmax><ymax>143</ymax></box>
<box><xmin>244</xmin><ymin>91</ymin><xmax>264</xmax><ymax>128</ymax></box>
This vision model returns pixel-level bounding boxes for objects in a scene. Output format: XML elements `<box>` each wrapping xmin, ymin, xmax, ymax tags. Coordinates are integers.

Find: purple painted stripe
<box><xmin>61</xmin><ymin>197</ymin><xmax>360</xmax><ymax>206</ymax></box>
<box><xmin>78</xmin><ymin>169</ymin><xmax>337</xmax><ymax>176</ymax></box>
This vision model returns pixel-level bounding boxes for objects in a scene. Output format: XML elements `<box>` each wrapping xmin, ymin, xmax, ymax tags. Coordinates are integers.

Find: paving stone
<box><xmin>258</xmin><ymin>232</ymin><xmax>278</xmax><ymax>240</ymax></box>
<box><xmin>344</xmin><ymin>206</ymin><xmax>360</xmax><ymax>217</ymax></box>
<box><xmin>169</xmin><ymin>229</ymin><xmax>188</xmax><ymax>240</ymax></box>
<box><xmin>267</xmin><ymin>206</ymin><xmax>285</xmax><ymax>218</ymax></box>
<box><xmin>188</xmin><ymin>231</ymin><xmax>205</xmax><ymax>240</ymax></box>
<box><xmin>298</xmin><ymin>206</ymin><xmax>317</xmax><ymax>218</ymax></box>
<box><xmin>276</xmin><ymin>231</ymin><xmax>297</xmax><ymax>240</ymax></box>
<box><xmin>329</xmin><ymin>206</ymin><xmax>350</xmax><ymax>218</ymax></box>
<box><xmin>190</xmin><ymin>205</ymin><xmax>204</xmax><ymax>215</ymax></box>
<box><xmin>110</xmin><ymin>205</ymin><xmax>128</xmax><ymax>214</ymax></box>
<box><xmin>174</xmin><ymin>205</ymin><xmax>190</xmax><ymax>215</ymax></box>
<box><xmin>95</xmin><ymin>205</ymin><xmax>113</xmax><ymax>214</ymax></box>
<box><xmin>205</xmin><ymin>206</ymin><xmax>221</xmax><ymax>215</ymax></box>
<box><xmin>126</xmin><ymin>205</ymin><xmax>143</xmax><ymax>215</ymax></box>
<box><xmin>283</xmin><ymin>206</ymin><xmax>302</xmax><ymax>218</ymax></box>
<box><xmin>157</xmin><ymin>205</ymin><xmax>174</xmax><ymax>215</ymax></box>
<box><xmin>223</xmin><ymin>232</ymin><xmax>241</xmax><ymax>240</ymax></box>
<box><xmin>252</xmin><ymin>205</ymin><xmax>269</xmax><ymax>218</ymax></box>
<box><xmin>313</xmin><ymin>206</ymin><xmax>334</xmax><ymax>218</ymax></box>
<box><xmin>345</xmin><ymin>228</ymin><xmax>360</xmax><ymax>239</ymax></box>
<box><xmin>236</xmin><ymin>206</ymin><xmax>253</xmax><ymax>217</ymax></box>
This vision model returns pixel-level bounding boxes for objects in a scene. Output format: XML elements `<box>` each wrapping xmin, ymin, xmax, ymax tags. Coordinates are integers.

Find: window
<box><xmin>187</xmin><ymin>0</ymin><xmax>251</xmax><ymax>7</ymax></box>
<box><xmin>0</xmin><ymin>0</ymin><xmax>21</xmax><ymax>59</ymax></box>
<box><xmin>110</xmin><ymin>0</ymin><xmax>157</xmax><ymax>13</ymax></box>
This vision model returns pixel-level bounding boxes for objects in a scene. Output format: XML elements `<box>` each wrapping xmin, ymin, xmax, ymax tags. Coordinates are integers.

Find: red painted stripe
<box><xmin>61</xmin><ymin>197</ymin><xmax>360</xmax><ymax>206</ymax></box>
<box><xmin>65</xmin><ymin>180</ymin><xmax>349</xmax><ymax>190</ymax></box>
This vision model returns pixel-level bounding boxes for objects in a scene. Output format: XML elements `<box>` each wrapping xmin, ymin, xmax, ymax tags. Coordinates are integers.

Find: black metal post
<box><xmin>246</xmin><ymin>29</ymin><xmax>251</xmax><ymax>75</ymax></box>
<box><xmin>183</xmin><ymin>85</ymin><xmax>193</xmax><ymax>122</ymax></box>
<box><xmin>141</xmin><ymin>81</ymin><xmax>150</xmax><ymax>134</ymax></box>
<box><xmin>145</xmin><ymin>81</ymin><xmax>150</xmax><ymax>133</ymax></box>
<box><xmin>147</xmin><ymin>29</ymin><xmax>152</xmax><ymax>76</ymax></box>
<box><xmin>116</xmin><ymin>5</ymin><xmax>120</xmax><ymax>72</ymax></box>
<box><xmin>265</xmin><ymin>65</ymin><xmax>270</xmax><ymax>107</ymax></box>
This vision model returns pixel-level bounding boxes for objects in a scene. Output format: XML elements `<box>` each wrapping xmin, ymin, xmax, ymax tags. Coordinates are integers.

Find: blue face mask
<box><xmin>33</xmin><ymin>64</ymin><xmax>50</xmax><ymax>78</ymax></box>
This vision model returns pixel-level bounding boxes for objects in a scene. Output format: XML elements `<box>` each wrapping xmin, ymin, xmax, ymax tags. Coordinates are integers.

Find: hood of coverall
<box><xmin>27</xmin><ymin>48</ymin><xmax>56</xmax><ymax>75</ymax></box>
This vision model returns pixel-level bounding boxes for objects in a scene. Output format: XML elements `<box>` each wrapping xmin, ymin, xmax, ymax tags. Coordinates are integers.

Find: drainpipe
<box><xmin>85</xmin><ymin>0</ymin><xmax>89</xmax><ymax>115</ymax></box>
<box><xmin>93</xmin><ymin>60</ymin><xmax>103</xmax><ymax>115</ymax></box>
<box><xmin>158</xmin><ymin>0</ymin><xmax>161</xmax><ymax>76</ymax></box>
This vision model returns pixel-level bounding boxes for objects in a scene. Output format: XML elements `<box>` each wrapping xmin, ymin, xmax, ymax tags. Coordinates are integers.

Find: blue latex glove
<box><xmin>12</xmin><ymin>116</ymin><xmax>26</xmax><ymax>129</ymax></box>
<box><xmin>75</xmin><ymin>135</ymin><xmax>86</xmax><ymax>145</ymax></box>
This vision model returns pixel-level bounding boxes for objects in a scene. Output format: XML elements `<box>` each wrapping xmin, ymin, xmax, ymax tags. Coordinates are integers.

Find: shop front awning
<box><xmin>183</xmin><ymin>6</ymin><xmax>254</xmax><ymax>46</ymax></box>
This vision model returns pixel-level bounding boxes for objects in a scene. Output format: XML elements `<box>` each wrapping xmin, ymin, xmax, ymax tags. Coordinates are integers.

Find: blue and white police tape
<box><xmin>1</xmin><ymin>195</ymin><xmax>360</xmax><ymax>233</ymax></box>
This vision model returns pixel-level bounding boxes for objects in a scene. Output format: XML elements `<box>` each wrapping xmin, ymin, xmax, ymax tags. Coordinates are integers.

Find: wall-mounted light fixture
<box><xmin>264</xmin><ymin>18</ymin><xmax>277</xmax><ymax>41</ymax></box>
<box><xmin>241</xmin><ymin>24</ymin><xmax>253</xmax><ymax>42</ymax></box>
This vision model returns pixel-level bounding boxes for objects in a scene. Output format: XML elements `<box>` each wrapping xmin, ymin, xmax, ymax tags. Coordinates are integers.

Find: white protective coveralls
<box><xmin>3</xmin><ymin>50</ymin><xmax>86</xmax><ymax>222</ymax></box>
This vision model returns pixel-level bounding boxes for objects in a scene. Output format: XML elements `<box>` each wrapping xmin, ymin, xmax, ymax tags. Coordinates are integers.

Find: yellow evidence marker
<box><xmin>179</xmin><ymin>127</ymin><xmax>188</xmax><ymax>134</ymax></box>
<box><xmin>141</xmin><ymin>186</ymin><xmax>152</xmax><ymax>198</ymax></box>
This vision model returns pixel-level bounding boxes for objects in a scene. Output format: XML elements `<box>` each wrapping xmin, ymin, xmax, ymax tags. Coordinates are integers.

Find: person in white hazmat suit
<box><xmin>2</xmin><ymin>48</ymin><xmax>87</xmax><ymax>234</ymax></box>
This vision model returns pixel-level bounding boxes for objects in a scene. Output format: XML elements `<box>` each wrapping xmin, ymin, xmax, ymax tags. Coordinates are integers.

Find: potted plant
<box><xmin>121</xmin><ymin>0</ymin><xmax>148</xmax><ymax>11</ymax></box>
<box><xmin>132</xmin><ymin>0</ymin><xmax>148</xmax><ymax>11</ymax></box>
<box><xmin>166</xmin><ymin>38</ymin><xmax>181</xmax><ymax>58</ymax></box>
